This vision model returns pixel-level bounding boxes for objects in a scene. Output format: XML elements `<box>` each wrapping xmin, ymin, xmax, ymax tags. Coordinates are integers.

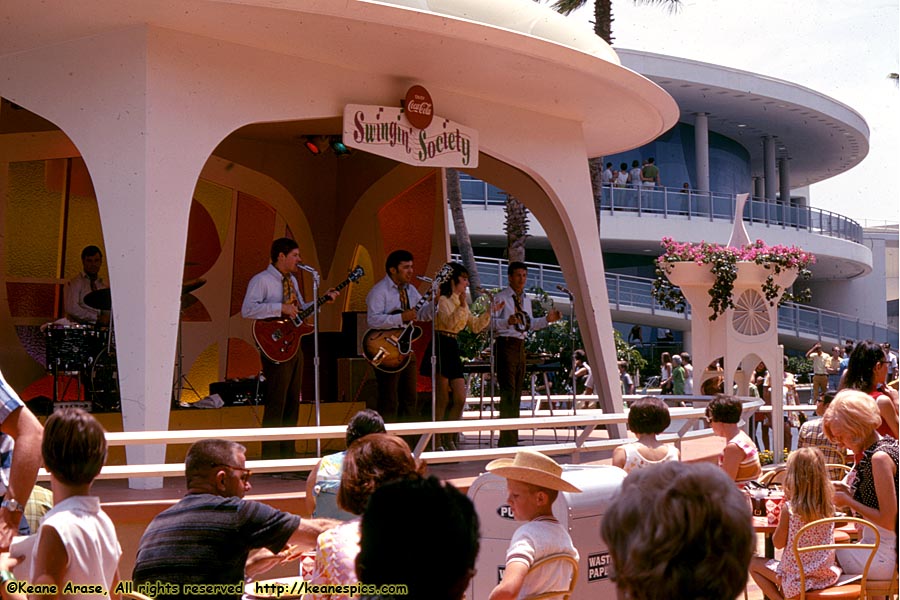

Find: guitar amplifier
<box><xmin>209</xmin><ymin>378</ymin><xmax>266</xmax><ymax>406</ymax></box>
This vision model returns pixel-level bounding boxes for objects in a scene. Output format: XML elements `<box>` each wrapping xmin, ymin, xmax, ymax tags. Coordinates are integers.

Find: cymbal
<box><xmin>181</xmin><ymin>278</ymin><xmax>206</xmax><ymax>296</ymax></box>
<box><xmin>83</xmin><ymin>288</ymin><xmax>112</xmax><ymax>311</ymax></box>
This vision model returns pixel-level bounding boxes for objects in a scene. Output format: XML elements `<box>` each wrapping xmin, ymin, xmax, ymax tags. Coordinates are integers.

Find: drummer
<box><xmin>65</xmin><ymin>245</ymin><xmax>108</xmax><ymax>325</ymax></box>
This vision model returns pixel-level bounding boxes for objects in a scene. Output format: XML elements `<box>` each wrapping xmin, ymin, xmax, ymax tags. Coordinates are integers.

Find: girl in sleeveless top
<box><xmin>613</xmin><ymin>396</ymin><xmax>680</xmax><ymax>473</ymax></box>
<box><xmin>707</xmin><ymin>394</ymin><xmax>761</xmax><ymax>483</ymax></box>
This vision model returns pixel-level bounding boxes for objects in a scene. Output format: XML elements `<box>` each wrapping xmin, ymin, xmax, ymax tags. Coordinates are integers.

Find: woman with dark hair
<box><xmin>706</xmin><ymin>394</ymin><xmax>761</xmax><ymax>483</ymax></box>
<box><xmin>842</xmin><ymin>340</ymin><xmax>899</xmax><ymax>438</ymax></box>
<box><xmin>306</xmin><ymin>433</ymin><xmax>425</xmax><ymax>599</ymax></box>
<box><xmin>421</xmin><ymin>262</ymin><xmax>501</xmax><ymax>450</ymax></box>
<box><xmin>306</xmin><ymin>409</ymin><xmax>386</xmax><ymax>519</ymax></box>
<box><xmin>612</xmin><ymin>396</ymin><xmax>680</xmax><ymax>472</ymax></box>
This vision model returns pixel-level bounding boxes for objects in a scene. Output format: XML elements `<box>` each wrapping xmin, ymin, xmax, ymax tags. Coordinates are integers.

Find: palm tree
<box><xmin>446</xmin><ymin>168</ymin><xmax>483</xmax><ymax>301</ymax></box>
<box><xmin>504</xmin><ymin>193</ymin><xmax>530</xmax><ymax>264</ymax></box>
<box><xmin>548</xmin><ymin>0</ymin><xmax>680</xmax><ymax>44</ymax></box>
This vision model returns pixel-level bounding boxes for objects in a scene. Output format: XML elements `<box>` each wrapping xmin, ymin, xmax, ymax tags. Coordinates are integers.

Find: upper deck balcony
<box><xmin>456</xmin><ymin>177</ymin><xmax>872</xmax><ymax>281</ymax></box>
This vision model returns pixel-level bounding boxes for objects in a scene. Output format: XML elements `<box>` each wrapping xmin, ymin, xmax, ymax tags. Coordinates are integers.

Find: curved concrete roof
<box><xmin>618</xmin><ymin>49</ymin><xmax>870</xmax><ymax>187</ymax></box>
<box><xmin>0</xmin><ymin>0</ymin><xmax>678</xmax><ymax>158</ymax></box>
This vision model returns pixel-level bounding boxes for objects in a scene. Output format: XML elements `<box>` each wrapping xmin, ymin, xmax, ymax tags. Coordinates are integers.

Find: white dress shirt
<box><xmin>65</xmin><ymin>272</ymin><xmax>107</xmax><ymax>324</ymax></box>
<box><xmin>366</xmin><ymin>275</ymin><xmax>432</xmax><ymax>330</ymax></box>
<box><xmin>241</xmin><ymin>264</ymin><xmax>310</xmax><ymax>320</ymax></box>
<box><xmin>491</xmin><ymin>287</ymin><xmax>549</xmax><ymax>340</ymax></box>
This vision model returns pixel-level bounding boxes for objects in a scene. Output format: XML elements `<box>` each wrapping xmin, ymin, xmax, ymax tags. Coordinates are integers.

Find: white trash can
<box><xmin>467</xmin><ymin>464</ymin><xmax>627</xmax><ymax>600</ymax></box>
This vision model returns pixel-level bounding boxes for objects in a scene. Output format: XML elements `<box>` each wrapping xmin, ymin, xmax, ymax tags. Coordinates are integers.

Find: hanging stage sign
<box><xmin>343</xmin><ymin>104</ymin><xmax>478</xmax><ymax>168</ymax></box>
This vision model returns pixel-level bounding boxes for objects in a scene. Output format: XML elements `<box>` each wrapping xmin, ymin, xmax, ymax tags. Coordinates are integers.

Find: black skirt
<box><xmin>419</xmin><ymin>332</ymin><xmax>464</xmax><ymax>380</ymax></box>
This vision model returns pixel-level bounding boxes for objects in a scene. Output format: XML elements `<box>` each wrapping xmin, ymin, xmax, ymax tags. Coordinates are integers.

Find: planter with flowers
<box><xmin>652</xmin><ymin>238</ymin><xmax>816</xmax><ymax>323</ymax></box>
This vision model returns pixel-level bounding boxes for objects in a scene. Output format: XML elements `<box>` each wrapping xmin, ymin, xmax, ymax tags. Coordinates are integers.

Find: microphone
<box><xmin>416</xmin><ymin>275</ymin><xmax>433</xmax><ymax>283</ymax></box>
<box><xmin>297</xmin><ymin>263</ymin><xmax>319</xmax><ymax>275</ymax></box>
<box><xmin>557</xmin><ymin>284</ymin><xmax>573</xmax><ymax>296</ymax></box>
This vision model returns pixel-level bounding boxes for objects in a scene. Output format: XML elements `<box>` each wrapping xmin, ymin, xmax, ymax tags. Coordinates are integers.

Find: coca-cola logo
<box><xmin>405</xmin><ymin>85</ymin><xmax>434</xmax><ymax>130</ymax></box>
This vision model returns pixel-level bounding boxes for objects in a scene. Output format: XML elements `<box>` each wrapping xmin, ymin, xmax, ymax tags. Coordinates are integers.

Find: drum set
<box><xmin>44</xmin><ymin>288</ymin><xmax>119</xmax><ymax>412</ymax></box>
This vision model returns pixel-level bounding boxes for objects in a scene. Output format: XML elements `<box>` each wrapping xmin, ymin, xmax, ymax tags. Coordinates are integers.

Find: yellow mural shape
<box><xmin>194</xmin><ymin>179</ymin><xmax>233</xmax><ymax>248</ymax></box>
<box><xmin>6</xmin><ymin>161</ymin><xmax>62</xmax><ymax>278</ymax></box>
<box><xmin>183</xmin><ymin>342</ymin><xmax>220</xmax><ymax>402</ymax></box>
<box><xmin>347</xmin><ymin>244</ymin><xmax>374</xmax><ymax>312</ymax></box>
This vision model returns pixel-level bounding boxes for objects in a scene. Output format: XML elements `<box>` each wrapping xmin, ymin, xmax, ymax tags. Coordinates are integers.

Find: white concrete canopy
<box><xmin>1</xmin><ymin>0</ymin><xmax>678</xmax><ymax>485</ymax></box>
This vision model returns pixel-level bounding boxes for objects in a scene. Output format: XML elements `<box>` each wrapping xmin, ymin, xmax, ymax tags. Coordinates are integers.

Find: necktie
<box><xmin>513</xmin><ymin>292</ymin><xmax>524</xmax><ymax>314</ymax></box>
<box><xmin>399</xmin><ymin>286</ymin><xmax>410</xmax><ymax>311</ymax></box>
<box><xmin>282</xmin><ymin>274</ymin><xmax>297</xmax><ymax>306</ymax></box>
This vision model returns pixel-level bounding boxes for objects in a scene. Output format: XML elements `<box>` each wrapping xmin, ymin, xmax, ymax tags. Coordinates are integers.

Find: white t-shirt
<box><xmin>506</xmin><ymin>516</ymin><xmax>578</xmax><ymax>600</ymax></box>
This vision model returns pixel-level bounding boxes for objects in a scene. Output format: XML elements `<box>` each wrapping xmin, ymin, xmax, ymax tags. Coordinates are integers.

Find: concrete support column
<box><xmin>778</xmin><ymin>157</ymin><xmax>791</xmax><ymax>203</ymax></box>
<box><xmin>694</xmin><ymin>112</ymin><xmax>710</xmax><ymax>193</ymax></box>
<box><xmin>763</xmin><ymin>136</ymin><xmax>777</xmax><ymax>201</ymax></box>
<box><xmin>753</xmin><ymin>176</ymin><xmax>764</xmax><ymax>199</ymax></box>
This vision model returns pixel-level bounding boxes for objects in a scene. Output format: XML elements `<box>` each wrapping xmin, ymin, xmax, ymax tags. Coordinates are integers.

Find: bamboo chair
<box><xmin>521</xmin><ymin>553</ymin><xmax>579</xmax><ymax>600</ymax></box>
<box><xmin>794</xmin><ymin>516</ymin><xmax>879</xmax><ymax>600</ymax></box>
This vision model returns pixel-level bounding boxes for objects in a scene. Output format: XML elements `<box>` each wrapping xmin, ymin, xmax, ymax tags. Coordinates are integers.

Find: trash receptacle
<box><xmin>467</xmin><ymin>464</ymin><xmax>626</xmax><ymax>600</ymax></box>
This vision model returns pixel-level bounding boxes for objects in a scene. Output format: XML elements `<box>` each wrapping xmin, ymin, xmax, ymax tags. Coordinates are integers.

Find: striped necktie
<box><xmin>399</xmin><ymin>286</ymin><xmax>410</xmax><ymax>311</ymax></box>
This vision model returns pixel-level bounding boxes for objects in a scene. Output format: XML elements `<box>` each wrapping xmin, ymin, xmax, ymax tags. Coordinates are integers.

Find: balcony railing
<box><xmin>454</xmin><ymin>255</ymin><xmax>898</xmax><ymax>347</ymax></box>
<box><xmin>458</xmin><ymin>175</ymin><xmax>863</xmax><ymax>244</ymax></box>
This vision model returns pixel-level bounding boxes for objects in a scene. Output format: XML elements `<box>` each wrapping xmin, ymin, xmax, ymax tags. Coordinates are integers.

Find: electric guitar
<box><xmin>362</xmin><ymin>263</ymin><xmax>454</xmax><ymax>373</ymax></box>
<box><xmin>253</xmin><ymin>266</ymin><xmax>364</xmax><ymax>363</ymax></box>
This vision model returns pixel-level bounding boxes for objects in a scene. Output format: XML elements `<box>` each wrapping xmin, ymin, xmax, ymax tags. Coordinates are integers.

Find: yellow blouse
<box><xmin>435</xmin><ymin>294</ymin><xmax>490</xmax><ymax>335</ymax></box>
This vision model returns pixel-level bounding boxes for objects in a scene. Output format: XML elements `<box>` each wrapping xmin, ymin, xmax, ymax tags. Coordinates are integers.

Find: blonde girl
<box><xmin>749</xmin><ymin>447</ymin><xmax>840</xmax><ymax>599</ymax></box>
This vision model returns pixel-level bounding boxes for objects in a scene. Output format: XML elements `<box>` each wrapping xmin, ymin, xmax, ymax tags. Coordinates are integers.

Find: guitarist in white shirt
<box><xmin>365</xmin><ymin>250</ymin><xmax>433</xmax><ymax>424</ymax></box>
<box><xmin>241</xmin><ymin>238</ymin><xmax>338</xmax><ymax>460</ymax></box>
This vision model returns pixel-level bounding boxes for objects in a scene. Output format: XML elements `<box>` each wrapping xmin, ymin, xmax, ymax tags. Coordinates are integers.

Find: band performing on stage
<box><xmin>44</xmin><ymin>239</ymin><xmax>574</xmax><ymax>452</ymax></box>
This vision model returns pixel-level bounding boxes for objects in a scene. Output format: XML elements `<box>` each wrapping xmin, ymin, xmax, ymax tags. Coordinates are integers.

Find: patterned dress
<box><xmin>772</xmin><ymin>506</ymin><xmax>840</xmax><ymax>599</ymax></box>
<box><xmin>306</xmin><ymin>520</ymin><xmax>362</xmax><ymax>600</ymax></box>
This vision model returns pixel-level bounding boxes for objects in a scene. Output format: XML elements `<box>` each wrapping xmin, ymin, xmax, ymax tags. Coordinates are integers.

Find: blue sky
<box><xmin>569</xmin><ymin>0</ymin><xmax>899</xmax><ymax>226</ymax></box>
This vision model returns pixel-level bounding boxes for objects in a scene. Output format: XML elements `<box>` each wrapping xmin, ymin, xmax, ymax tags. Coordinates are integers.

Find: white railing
<box><xmin>54</xmin><ymin>400</ymin><xmax>764</xmax><ymax>483</ymax></box>
<box><xmin>457</xmin><ymin>255</ymin><xmax>899</xmax><ymax>348</ymax></box>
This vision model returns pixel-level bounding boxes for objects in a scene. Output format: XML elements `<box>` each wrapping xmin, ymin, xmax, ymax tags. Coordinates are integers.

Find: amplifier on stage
<box><xmin>209</xmin><ymin>378</ymin><xmax>266</xmax><ymax>406</ymax></box>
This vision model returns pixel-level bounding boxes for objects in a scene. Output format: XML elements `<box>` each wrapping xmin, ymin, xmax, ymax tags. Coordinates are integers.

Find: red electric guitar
<box><xmin>252</xmin><ymin>266</ymin><xmax>364</xmax><ymax>363</ymax></box>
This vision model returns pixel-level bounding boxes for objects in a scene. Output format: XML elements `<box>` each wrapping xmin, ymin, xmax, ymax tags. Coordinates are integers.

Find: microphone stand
<box><xmin>311</xmin><ymin>269</ymin><xmax>322</xmax><ymax>458</ymax></box>
<box><xmin>563</xmin><ymin>289</ymin><xmax>577</xmax><ymax>415</ymax></box>
<box><xmin>480</xmin><ymin>288</ymin><xmax>497</xmax><ymax>448</ymax></box>
<box><xmin>430</xmin><ymin>277</ymin><xmax>439</xmax><ymax>451</ymax></box>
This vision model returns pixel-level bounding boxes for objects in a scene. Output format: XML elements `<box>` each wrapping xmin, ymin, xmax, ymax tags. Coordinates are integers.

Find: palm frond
<box><xmin>548</xmin><ymin>0</ymin><xmax>587</xmax><ymax>16</ymax></box>
<box><xmin>634</xmin><ymin>0</ymin><xmax>681</xmax><ymax>14</ymax></box>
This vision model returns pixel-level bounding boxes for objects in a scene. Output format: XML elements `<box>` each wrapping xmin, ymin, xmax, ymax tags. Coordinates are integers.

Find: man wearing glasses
<box><xmin>133</xmin><ymin>439</ymin><xmax>337</xmax><ymax>599</ymax></box>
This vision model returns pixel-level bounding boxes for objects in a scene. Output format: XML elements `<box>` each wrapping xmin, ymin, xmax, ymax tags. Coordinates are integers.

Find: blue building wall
<box><xmin>605</xmin><ymin>123</ymin><xmax>751</xmax><ymax>195</ymax></box>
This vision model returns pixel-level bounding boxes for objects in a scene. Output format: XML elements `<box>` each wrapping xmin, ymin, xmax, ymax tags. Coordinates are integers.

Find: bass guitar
<box><xmin>253</xmin><ymin>266</ymin><xmax>364</xmax><ymax>363</ymax></box>
<box><xmin>362</xmin><ymin>263</ymin><xmax>453</xmax><ymax>373</ymax></box>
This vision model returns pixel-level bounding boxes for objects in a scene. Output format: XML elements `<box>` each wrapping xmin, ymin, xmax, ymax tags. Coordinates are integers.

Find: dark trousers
<box><xmin>497</xmin><ymin>337</ymin><xmax>525</xmax><ymax>447</ymax></box>
<box><xmin>374</xmin><ymin>354</ymin><xmax>419</xmax><ymax>423</ymax></box>
<box><xmin>261</xmin><ymin>351</ymin><xmax>302</xmax><ymax>459</ymax></box>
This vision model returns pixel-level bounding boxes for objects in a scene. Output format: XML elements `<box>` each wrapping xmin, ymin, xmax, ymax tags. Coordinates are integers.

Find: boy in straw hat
<box><xmin>486</xmin><ymin>450</ymin><xmax>580</xmax><ymax>600</ymax></box>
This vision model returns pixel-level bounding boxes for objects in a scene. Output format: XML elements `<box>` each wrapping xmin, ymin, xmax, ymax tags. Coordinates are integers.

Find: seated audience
<box><xmin>486</xmin><ymin>450</ymin><xmax>580</xmax><ymax>600</ymax></box>
<box><xmin>356</xmin><ymin>476</ymin><xmax>479</xmax><ymax>600</ymax></box>
<box><xmin>0</xmin><ymin>370</ymin><xmax>43</xmax><ymax>548</ymax></box>
<box><xmin>797</xmin><ymin>390</ymin><xmax>847</xmax><ymax>479</ymax></box>
<box><xmin>133</xmin><ymin>439</ymin><xmax>337</xmax><ymax>599</ymax></box>
<box><xmin>842</xmin><ymin>340</ymin><xmax>899</xmax><ymax>439</ymax></box>
<box><xmin>613</xmin><ymin>396</ymin><xmax>680</xmax><ymax>472</ymax></box>
<box><xmin>824</xmin><ymin>389</ymin><xmax>898</xmax><ymax>581</ymax></box>
<box><xmin>749</xmin><ymin>447</ymin><xmax>841</xmax><ymax>599</ymax></box>
<box><xmin>306</xmin><ymin>433</ymin><xmax>424</xmax><ymax>599</ymax></box>
<box><xmin>601</xmin><ymin>462</ymin><xmax>753</xmax><ymax>600</ymax></box>
<box><xmin>305</xmin><ymin>409</ymin><xmax>386</xmax><ymax>520</ymax></box>
<box><xmin>706</xmin><ymin>394</ymin><xmax>761</xmax><ymax>483</ymax></box>
<box><xmin>0</xmin><ymin>408</ymin><xmax>119</xmax><ymax>598</ymax></box>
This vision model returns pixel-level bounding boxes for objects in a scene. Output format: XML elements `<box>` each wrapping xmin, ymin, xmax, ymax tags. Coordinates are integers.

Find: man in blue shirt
<box><xmin>242</xmin><ymin>238</ymin><xmax>337</xmax><ymax>460</ymax></box>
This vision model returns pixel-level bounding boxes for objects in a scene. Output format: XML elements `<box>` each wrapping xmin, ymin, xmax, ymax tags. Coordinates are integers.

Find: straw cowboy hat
<box><xmin>486</xmin><ymin>450</ymin><xmax>581</xmax><ymax>493</ymax></box>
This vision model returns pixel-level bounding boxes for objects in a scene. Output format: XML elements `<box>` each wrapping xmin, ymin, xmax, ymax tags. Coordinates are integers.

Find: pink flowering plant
<box><xmin>651</xmin><ymin>238</ymin><xmax>815</xmax><ymax>320</ymax></box>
